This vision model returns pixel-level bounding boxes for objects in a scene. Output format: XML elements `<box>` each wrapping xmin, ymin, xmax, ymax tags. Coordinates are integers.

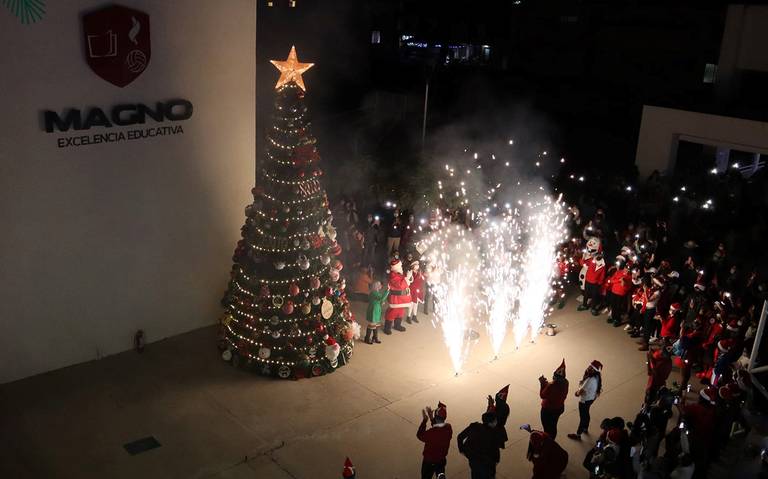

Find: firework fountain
<box><xmin>420</xmin><ymin>146</ymin><xmax>569</xmax><ymax>374</ymax></box>
<box><xmin>517</xmin><ymin>197</ymin><xmax>568</xmax><ymax>344</ymax></box>
<box><xmin>479</xmin><ymin>219</ymin><xmax>521</xmax><ymax>357</ymax></box>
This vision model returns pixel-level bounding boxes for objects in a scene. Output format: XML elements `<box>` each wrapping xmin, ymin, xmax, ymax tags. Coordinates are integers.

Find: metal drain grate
<box><xmin>123</xmin><ymin>436</ymin><xmax>161</xmax><ymax>455</ymax></box>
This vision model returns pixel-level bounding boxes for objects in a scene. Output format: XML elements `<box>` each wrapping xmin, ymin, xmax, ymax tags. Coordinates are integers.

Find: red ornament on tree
<box><xmin>288</xmin><ymin>283</ymin><xmax>300</xmax><ymax>296</ymax></box>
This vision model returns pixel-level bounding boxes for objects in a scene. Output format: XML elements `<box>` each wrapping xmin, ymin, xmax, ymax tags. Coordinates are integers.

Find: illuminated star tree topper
<box><xmin>270</xmin><ymin>45</ymin><xmax>314</xmax><ymax>91</ymax></box>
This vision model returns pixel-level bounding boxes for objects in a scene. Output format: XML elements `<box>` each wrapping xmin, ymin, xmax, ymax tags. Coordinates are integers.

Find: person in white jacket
<box><xmin>567</xmin><ymin>360</ymin><xmax>603</xmax><ymax>441</ymax></box>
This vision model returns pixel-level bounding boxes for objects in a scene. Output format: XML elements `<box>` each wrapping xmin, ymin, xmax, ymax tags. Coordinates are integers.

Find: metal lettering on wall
<box><xmin>42</xmin><ymin>99</ymin><xmax>194</xmax><ymax>148</ymax></box>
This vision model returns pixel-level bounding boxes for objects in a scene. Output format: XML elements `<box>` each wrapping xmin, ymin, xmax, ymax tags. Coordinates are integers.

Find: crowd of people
<box><xmin>330</xmin><ymin>166</ymin><xmax>767</xmax><ymax>478</ymax></box>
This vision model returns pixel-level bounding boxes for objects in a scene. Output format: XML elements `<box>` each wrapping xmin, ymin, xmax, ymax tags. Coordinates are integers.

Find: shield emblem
<box><xmin>82</xmin><ymin>5</ymin><xmax>151</xmax><ymax>87</ymax></box>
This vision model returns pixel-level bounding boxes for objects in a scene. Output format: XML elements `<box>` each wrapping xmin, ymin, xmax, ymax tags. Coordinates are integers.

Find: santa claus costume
<box><xmin>384</xmin><ymin>258</ymin><xmax>412</xmax><ymax>334</ymax></box>
<box><xmin>406</xmin><ymin>260</ymin><xmax>425</xmax><ymax>325</ymax></box>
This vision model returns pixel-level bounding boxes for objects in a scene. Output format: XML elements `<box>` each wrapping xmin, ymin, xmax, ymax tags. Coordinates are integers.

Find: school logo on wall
<box><xmin>82</xmin><ymin>4</ymin><xmax>151</xmax><ymax>87</ymax></box>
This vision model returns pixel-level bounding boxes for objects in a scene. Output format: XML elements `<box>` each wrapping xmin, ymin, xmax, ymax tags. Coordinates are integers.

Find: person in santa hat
<box><xmin>645</xmin><ymin>344</ymin><xmax>672</xmax><ymax>404</ymax></box>
<box><xmin>659</xmin><ymin>302</ymin><xmax>682</xmax><ymax>342</ymax></box>
<box><xmin>417</xmin><ymin>401</ymin><xmax>453</xmax><ymax>479</ymax></box>
<box><xmin>407</xmin><ymin>260</ymin><xmax>425</xmax><ymax>325</ymax></box>
<box><xmin>711</xmin><ymin>337</ymin><xmax>740</xmax><ymax>386</ymax></box>
<box><xmin>568</xmin><ymin>360</ymin><xmax>603</xmax><ymax>441</ymax></box>
<box><xmin>384</xmin><ymin>258</ymin><xmax>412</xmax><ymax>334</ymax></box>
<box><xmin>538</xmin><ymin>359</ymin><xmax>569</xmax><ymax>439</ymax></box>
<box><xmin>342</xmin><ymin>457</ymin><xmax>355</xmax><ymax>478</ymax></box>
<box><xmin>697</xmin><ymin>316</ymin><xmax>726</xmax><ymax>380</ymax></box>
<box><xmin>680</xmin><ymin>386</ymin><xmax>718</xmax><ymax>476</ymax></box>
<box><xmin>487</xmin><ymin>385</ymin><xmax>511</xmax><ymax>448</ymax></box>
<box><xmin>637</xmin><ymin>275</ymin><xmax>661</xmax><ymax>351</ymax></box>
<box><xmin>606</xmin><ymin>256</ymin><xmax>631</xmax><ymax>326</ymax></box>
<box><xmin>520</xmin><ymin>424</ymin><xmax>569</xmax><ymax>479</ymax></box>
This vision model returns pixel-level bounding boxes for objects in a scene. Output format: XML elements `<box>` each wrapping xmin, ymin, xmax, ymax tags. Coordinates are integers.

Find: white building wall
<box><xmin>0</xmin><ymin>0</ymin><xmax>256</xmax><ymax>383</ymax></box>
<box><xmin>635</xmin><ymin>105</ymin><xmax>768</xmax><ymax>177</ymax></box>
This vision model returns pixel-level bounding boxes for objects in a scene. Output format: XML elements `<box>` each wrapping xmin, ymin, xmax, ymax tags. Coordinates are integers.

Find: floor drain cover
<box><xmin>123</xmin><ymin>436</ymin><xmax>161</xmax><ymax>455</ymax></box>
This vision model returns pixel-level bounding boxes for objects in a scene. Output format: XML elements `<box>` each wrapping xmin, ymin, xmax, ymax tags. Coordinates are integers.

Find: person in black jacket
<box><xmin>457</xmin><ymin>412</ymin><xmax>505</xmax><ymax>479</ymax></box>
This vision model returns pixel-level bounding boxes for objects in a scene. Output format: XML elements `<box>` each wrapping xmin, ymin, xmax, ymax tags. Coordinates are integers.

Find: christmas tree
<box><xmin>218</xmin><ymin>47</ymin><xmax>357</xmax><ymax>379</ymax></box>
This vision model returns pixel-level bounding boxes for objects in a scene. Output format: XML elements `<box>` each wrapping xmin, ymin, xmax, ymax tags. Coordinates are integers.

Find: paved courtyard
<box><xmin>0</xmin><ymin>298</ymin><xmax>759</xmax><ymax>478</ymax></box>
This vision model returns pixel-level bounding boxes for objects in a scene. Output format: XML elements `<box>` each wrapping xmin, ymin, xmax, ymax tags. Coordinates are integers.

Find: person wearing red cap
<box><xmin>417</xmin><ymin>402</ymin><xmax>453</xmax><ymax>479</ymax></box>
<box><xmin>568</xmin><ymin>360</ymin><xmax>603</xmax><ymax>441</ymax></box>
<box><xmin>384</xmin><ymin>258</ymin><xmax>412</xmax><ymax>334</ymax></box>
<box><xmin>539</xmin><ymin>359</ymin><xmax>569</xmax><ymax>439</ymax></box>
<box><xmin>521</xmin><ymin>425</ymin><xmax>569</xmax><ymax>479</ymax></box>
<box><xmin>342</xmin><ymin>457</ymin><xmax>355</xmax><ymax>479</ymax></box>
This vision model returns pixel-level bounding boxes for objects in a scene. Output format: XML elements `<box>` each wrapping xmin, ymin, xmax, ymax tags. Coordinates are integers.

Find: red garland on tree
<box><xmin>217</xmin><ymin>46</ymin><xmax>356</xmax><ymax>379</ymax></box>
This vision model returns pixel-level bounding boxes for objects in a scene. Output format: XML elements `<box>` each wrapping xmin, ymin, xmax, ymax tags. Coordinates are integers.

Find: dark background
<box><xmin>256</xmin><ymin>0</ymin><xmax>767</xmax><ymax>201</ymax></box>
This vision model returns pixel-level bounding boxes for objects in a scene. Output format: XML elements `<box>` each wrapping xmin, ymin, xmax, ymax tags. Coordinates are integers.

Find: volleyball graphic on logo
<box><xmin>126</xmin><ymin>50</ymin><xmax>148</xmax><ymax>73</ymax></box>
<box><xmin>82</xmin><ymin>5</ymin><xmax>152</xmax><ymax>87</ymax></box>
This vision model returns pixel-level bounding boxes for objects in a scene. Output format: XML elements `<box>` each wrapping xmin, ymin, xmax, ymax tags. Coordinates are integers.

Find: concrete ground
<box><xmin>0</xmin><ymin>298</ymin><xmax>760</xmax><ymax>478</ymax></box>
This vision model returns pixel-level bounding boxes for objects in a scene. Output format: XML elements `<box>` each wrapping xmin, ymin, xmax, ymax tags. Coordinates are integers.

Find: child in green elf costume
<box><xmin>365</xmin><ymin>280</ymin><xmax>389</xmax><ymax>344</ymax></box>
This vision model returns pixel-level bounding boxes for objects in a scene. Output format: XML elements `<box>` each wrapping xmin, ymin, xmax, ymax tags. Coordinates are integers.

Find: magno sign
<box><xmin>43</xmin><ymin>100</ymin><xmax>194</xmax><ymax>148</ymax></box>
<box><xmin>39</xmin><ymin>5</ymin><xmax>194</xmax><ymax>148</ymax></box>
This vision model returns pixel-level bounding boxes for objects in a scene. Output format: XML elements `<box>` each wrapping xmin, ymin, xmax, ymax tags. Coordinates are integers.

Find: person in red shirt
<box><xmin>578</xmin><ymin>254</ymin><xmax>606</xmax><ymax>314</ymax></box>
<box><xmin>407</xmin><ymin>260</ymin><xmax>425</xmax><ymax>325</ymax></box>
<box><xmin>681</xmin><ymin>386</ymin><xmax>718</xmax><ymax>475</ymax></box>
<box><xmin>606</xmin><ymin>257</ymin><xmax>631</xmax><ymax>327</ymax></box>
<box><xmin>659</xmin><ymin>302</ymin><xmax>682</xmax><ymax>341</ymax></box>
<box><xmin>384</xmin><ymin>258</ymin><xmax>412</xmax><ymax>334</ymax></box>
<box><xmin>521</xmin><ymin>425</ymin><xmax>569</xmax><ymax>479</ymax></box>
<box><xmin>646</xmin><ymin>346</ymin><xmax>672</xmax><ymax>404</ymax></box>
<box><xmin>539</xmin><ymin>359</ymin><xmax>569</xmax><ymax>439</ymax></box>
<box><xmin>417</xmin><ymin>402</ymin><xmax>453</xmax><ymax>479</ymax></box>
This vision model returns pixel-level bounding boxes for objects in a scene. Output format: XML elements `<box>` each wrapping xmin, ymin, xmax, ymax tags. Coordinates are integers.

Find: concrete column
<box><xmin>716</xmin><ymin>5</ymin><xmax>745</xmax><ymax>105</ymax></box>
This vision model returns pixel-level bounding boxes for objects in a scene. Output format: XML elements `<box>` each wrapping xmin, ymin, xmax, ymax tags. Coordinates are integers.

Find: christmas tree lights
<box><xmin>217</xmin><ymin>47</ymin><xmax>356</xmax><ymax>379</ymax></box>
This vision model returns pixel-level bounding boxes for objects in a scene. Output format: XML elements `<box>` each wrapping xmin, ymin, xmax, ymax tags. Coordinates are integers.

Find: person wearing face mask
<box><xmin>457</xmin><ymin>411</ymin><xmax>504</xmax><ymax>479</ymax></box>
